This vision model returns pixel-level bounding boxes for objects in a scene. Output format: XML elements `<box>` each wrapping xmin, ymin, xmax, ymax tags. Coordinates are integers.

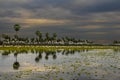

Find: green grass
<box><xmin>0</xmin><ymin>45</ymin><xmax>120</xmax><ymax>51</ymax></box>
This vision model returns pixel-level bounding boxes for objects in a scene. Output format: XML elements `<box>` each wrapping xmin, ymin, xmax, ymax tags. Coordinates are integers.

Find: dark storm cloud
<box><xmin>72</xmin><ymin>0</ymin><xmax>120</xmax><ymax>15</ymax></box>
<box><xmin>25</xmin><ymin>0</ymin><xmax>120</xmax><ymax>15</ymax></box>
<box><xmin>0</xmin><ymin>0</ymin><xmax>120</xmax><ymax>43</ymax></box>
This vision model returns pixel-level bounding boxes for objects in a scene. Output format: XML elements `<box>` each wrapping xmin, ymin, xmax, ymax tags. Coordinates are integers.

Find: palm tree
<box><xmin>35</xmin><ymin>30</ymin><xmax>42</xmax><ymax>43</ymax></box>
<box><xmin>52</xmin><ymin>33</ymin><xmax>57</xmax><ymax>43</ymax></box>
<box><xmin>65</xmin><ymin>36</ymin><xmax>70</xmax><ymax>45</ymax></box>
<box><xmin>13</xmin><ymin>24</ymin><xmax>21</xmax><ymax>44</ymax></box>
<box><xmin>45</xmin><ymin>32</ymin><xmax>50</xmax><ymax>44</ymax></box>
<box><xmin>2</xmin><ymin>34</ymin><xmax>10</xmax><ymax>44</ymax></box>
<box><xmin>53</xmin><ymin>33</ymin><xmax>57</xmax><ymax>39</ymax></box>
<box><xmin>2</xmin><ymin>34</ymin><xmax>9</xmax><ymax>40</ymax></box>
<box><xmin>30</xmin><ymin>38</ymin><xmax>35</xmax><ymax>44</ymax></box>
<box><xmin>13</xmin><ymin>24</ymin><xmax>21</xmax><ymax>36</ymax></box>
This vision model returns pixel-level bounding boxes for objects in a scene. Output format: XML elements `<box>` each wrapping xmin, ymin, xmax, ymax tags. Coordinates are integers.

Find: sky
<box><xmin>0</xmin><ymin>0</ymin><xmax>120</xmax><ymax>43</ymax></box>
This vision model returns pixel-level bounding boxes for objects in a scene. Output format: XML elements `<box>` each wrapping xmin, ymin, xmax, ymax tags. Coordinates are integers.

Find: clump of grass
<box><xmin>78</xmin><ymin>73</ymin><xmax>81</xmax><ymax>76</ymax></box>
<box><xmin>81</xmin><ymin>68</ymin><xmax>86</xmax><ymax>72</ymax></box>
<box><xmin>59</xmin><ymin>78</ymin><xmax>64</xmax><ymax>80</ymax></box>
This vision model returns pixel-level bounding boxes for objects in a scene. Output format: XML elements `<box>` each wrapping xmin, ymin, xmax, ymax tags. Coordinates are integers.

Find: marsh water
<box><xmin>0</xmin><ymin>49</ymin><xmax>120</xmax><ymax>80</ymax></box>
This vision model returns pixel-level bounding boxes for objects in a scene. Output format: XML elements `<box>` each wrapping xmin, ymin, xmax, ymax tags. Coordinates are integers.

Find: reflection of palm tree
<box><xmin>45</xmin><ymin>55</ymin><xmax>49</xmax><ymax>60</ymax></box>
<box><xmin>13</xmin><ymin>52</ymin><xmax>20</xmax><ymax>70</ymax></box>
<box><xmin>38</xmin><ymin>53</ymin><xmax>42</xmax><ymax>59</ymax></box>
<box><xmin>35</xmin><ymin>56</ymin><xmax>40</xmax><ymax>63</ymax></box>
<box><xmin>35</xmin><ymin>51</ymin><xmax>42</xmax><ymax>63</ymax></box>
<box><xmin>53</xmin><ymin>54</ymin><xmax>57</xmax><ymax>60</ymax></box>
<box><xmin>62</xmin><ymin>50</ymin><xmax>65</xmax><ymax>55</ymax></box>
<box><xmin>13</xmin><ymin>61</ymin><xmax>20</xmax><ymax>70</ymax></box>
<box><xmin>64</xmin><ymin>51</ymin><xmax>69</xmax><ymax>56</ymax></box>
<box><xmin>69</xmin><ymin>50</ymin><xmax>75</xmax><ymax>55</ymax></box>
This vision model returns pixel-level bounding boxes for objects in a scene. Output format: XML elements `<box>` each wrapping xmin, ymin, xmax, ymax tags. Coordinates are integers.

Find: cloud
<box><xmin>85</xmin><ymin>32</ymin><xmax>107</xmax><ymax>35</ymax></box>
<box><xmin>0</xmin><ymin>0</ymin><xmax>120</xmax><ymax>43</ymax></box>
<box><xmin>0</xmin><ymin>0</ymin><xmax>31</xmax><ymax>4</ymax></box>
<box><xmin>0</xmin><ymin>17</ymin><xmax>71</xmax><ymax>27</ymax></box>
<box><xmin>76</xmin><ymin>25</ymin><xmax>103</xmax><ymax>30</ymax></box>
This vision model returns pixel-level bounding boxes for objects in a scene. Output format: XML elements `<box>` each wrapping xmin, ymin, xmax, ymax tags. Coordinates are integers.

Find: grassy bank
<box><xmin>0</xmin><ymin>45</ymin><xmax>120</xmax><ymax>51</ymax></box>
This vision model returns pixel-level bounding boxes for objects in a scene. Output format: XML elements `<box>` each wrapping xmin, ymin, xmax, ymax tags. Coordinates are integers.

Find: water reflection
<box><xmin>13</xmin><ymin>52</ymin><xmax>20</xmax><ymax>70</ymax></box>
<box><xmin>13</xmin><ymin>61</ymin><xmax>20</xmax><ymax>70</ymax></box>
<box><xmin>0</xmin><ymin>49</ymin><xmax>88</xmax><ymax>70</ymax></box>
<box><xmin>35</xmin><ymin>52</ymin><xmax>42</xmax><ymax>63</ymax></box>
<box><xmin>45</xmin><ymin>51</ymin><xmax>57</xmax><ymax>60</ymax></box>
<box><xmin>0</xmin><ymin>48</ymin><xmax>120</xmax><ymax>80</ymax></box>
<box><xmin>0</xmin><ymin>48</ymin><xmax>120</xmax><ymax>70</ymax></box>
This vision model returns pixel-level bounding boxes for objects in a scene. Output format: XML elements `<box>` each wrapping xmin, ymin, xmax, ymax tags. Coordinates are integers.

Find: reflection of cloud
<box><xmin>21</xmin><ymin>62</ymin><xmax>46</xmax><ymax>72</ymax></box>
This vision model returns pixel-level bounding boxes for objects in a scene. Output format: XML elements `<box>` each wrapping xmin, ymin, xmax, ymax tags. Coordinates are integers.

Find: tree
<box><xmin>50</xmin><ymin>33</ymin><xmax>57</xmax><ymax>44</ymax></box>
<box><xmin>0</xmin><ymin>40</ymin><xmax>2</xmax><ymax>45</ymax></box>
<box><xmin>13</xmin><ymin>24</ymin><xmax>21</xmax><ymax>35</ymax></box>
<box><xmin>14</xmin><ymin>35</ymin><xmax>18</xmax><ymax>40</ymax></box>
<box><xmin>13</xmin><ymin>24</ymin><xmax>21</xmax><ymax>44</ymax></box>
<box><xmin>113</xmin><ymin>40</ymin><xmax>118</xmax><ymax>44</ymax></box>
<box><xmin>2</xmin><ymin>34</ymin><xmax>10</xmax><ymax>43</ymax></box>
<box><xmin>35</xmin><ymin>30</ymin><xmax>42</xmax><ymax>43</ymax></box>
<box><xmin>53</xmin><ymin>33</ymin><xmax>57</xmax><ymax>41</ymax></box>
<box><xmin>45</xmin><ymin>32</ymin><xmax>50</xmax><ymax>42</ymax></box>
<box><xmin>30</xmin><ymin>38</ymin><xmax>35</xmax><ymax>44</ymax></box>
<box><xmin>65</xmin><ymin>36</ymin><xmax>70</xmax><ymax>42</ymax></box>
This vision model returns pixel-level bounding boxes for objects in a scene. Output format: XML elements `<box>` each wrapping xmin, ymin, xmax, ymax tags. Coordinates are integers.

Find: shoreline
<box><xmin>0</xmin><ymin>45</ymin><xmax>120</xmax><ymax>50</ymax></box>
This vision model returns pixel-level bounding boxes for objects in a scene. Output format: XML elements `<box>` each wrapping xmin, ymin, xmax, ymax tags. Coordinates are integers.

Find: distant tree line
<box><xmin>0</xmin><ymin>24</ymin><xmax>95</xmax><ymax>46</ymax></box>
<box><xmin>113</xmin><ymin>40</ymin><xmax>120</xmax><ymax>45</ymax></box>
